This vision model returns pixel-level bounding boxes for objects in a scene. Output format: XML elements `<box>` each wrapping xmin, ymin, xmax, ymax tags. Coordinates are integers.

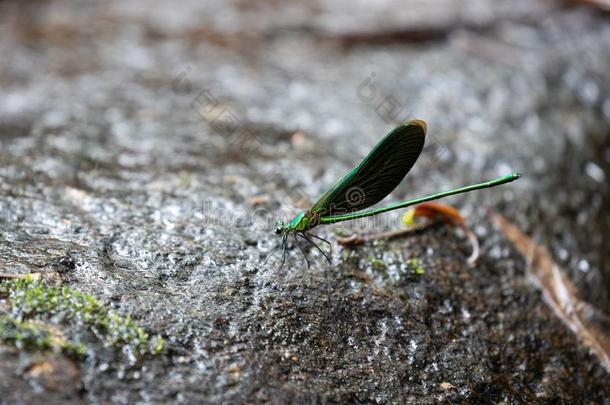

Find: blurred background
<box><xmin>0</xmin><ymin>0</ymin><xmax>609</xmax><ymax>403</ymax></box>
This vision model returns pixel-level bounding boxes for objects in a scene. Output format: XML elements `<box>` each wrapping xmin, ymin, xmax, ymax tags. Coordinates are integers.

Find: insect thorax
<box><xmin>285</xmin><ymin>210</ymin><xmax>319</xmax><ymax>233</ymax></box>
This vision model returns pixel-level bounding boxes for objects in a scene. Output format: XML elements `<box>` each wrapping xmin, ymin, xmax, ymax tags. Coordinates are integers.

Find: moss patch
<box><xmin>407</xmin><ymin>258</ymin><xmax>425</xmax><ymax>275</ymax></box>
<box><xmin>368</xmin><ymin>256</ymin><xmax>387</xmax><ymax>271</ymax></box>
<box><xmin>0</xmin><ymin>275</ymin><xmax>164</xmax><ymax>362</ymax></box>
<box><xmin>0</xmin><ymin>316</ymin><xmax>87</xmax><ymax>357</ymax></box>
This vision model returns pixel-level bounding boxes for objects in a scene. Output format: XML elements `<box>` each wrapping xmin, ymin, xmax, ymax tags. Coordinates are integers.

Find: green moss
<box><xmin>152</xmin><ymin>335</ymin><xmax>165</xmax><ymax>355</ymax></box>
<box><xmin>368</xmin><ymin>256</ymin><xmax>386</xmax><ymax>271</ymax></box>
<box><xmin>0</xmin><ymin>316</ymin><xmax>86</xmax><ymax>357</ymax></box>
<box><xmin>407</xmin><ymin>258</ymin><xmax>425</xmax><ymax>275</ymax></box>
<box><xmin>0</xmin><ymin>275</ymin><xmax>164</xmax><ymax>361</ymax></box>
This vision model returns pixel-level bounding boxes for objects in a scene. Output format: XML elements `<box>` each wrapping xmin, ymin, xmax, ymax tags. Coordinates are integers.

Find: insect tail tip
<box><xmin>408</xmin><ymin>119</ymin><xmax>427</xmax><ymax>134</ymax></box>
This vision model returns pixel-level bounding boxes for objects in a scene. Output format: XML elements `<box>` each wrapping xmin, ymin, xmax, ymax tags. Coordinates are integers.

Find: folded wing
<box><xmin>311</xmin><ymin>120</ymin><xmax>426</xmax><ymax>216</ymax></box>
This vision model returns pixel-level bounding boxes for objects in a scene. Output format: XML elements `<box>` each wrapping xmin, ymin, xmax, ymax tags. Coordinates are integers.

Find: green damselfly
<box><xmin>270</xmin><ymin>119</ymin><xmax>520</xmax><ymax>266</ymax></box>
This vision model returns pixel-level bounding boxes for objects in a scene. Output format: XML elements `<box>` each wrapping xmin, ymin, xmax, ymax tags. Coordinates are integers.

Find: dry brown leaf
<box><xmin>491</xmin><ymin>212</ymin><xmax>610</xmax><ymax>373</ymax></box>
<box><xmin>403</xmin><ymin>202</ymin><xmax>479</xmax><ymax>264</ymax></box>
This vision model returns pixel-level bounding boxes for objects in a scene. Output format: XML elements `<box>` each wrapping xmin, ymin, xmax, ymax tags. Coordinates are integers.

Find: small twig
<box><xmin>336</xmin><ymin>223</ymin><xmax>433</xmax><ymax>247</ymax></box>
<box><xmin>336</xmin><ymin>219</ymin><xmax>480</xmax><ymax>265</ymax></box>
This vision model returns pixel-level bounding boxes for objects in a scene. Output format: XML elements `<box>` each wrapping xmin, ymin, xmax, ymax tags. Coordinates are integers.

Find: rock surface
<box><xmin>0</xmin><ymin>0</ymin><xmax>609</xmax><ymax>403</ymax></box>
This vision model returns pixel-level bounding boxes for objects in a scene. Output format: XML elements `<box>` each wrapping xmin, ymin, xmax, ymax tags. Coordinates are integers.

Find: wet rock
<box><xmin>0</xmin><ymin>345</ymin><xmax>83</xmax><ymax>404</ymax></box>
<box><xmin>0</xmin><ymin>0</ymin><xmax>608</xmax><ymax>402</ymax></box>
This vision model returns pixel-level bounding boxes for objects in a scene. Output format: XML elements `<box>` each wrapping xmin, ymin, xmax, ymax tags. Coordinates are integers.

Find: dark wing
<box><xmin>310</xmin><ymin>120</ymin><xmax>426</xmax><ymax>216</ymax></box>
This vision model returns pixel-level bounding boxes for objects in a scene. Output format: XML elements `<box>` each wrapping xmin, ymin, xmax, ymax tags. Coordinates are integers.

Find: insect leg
<box><xmin>298</xmin><ymin>233</ymin><xmax>332</xmax><ymax>265</ymax></box>
<box><xmin>262</xmin><ymin>243</ymin><xmax>281</xmax><ymax>266</ymax></box>
<box><xmin>305</xmin><ymin>232</ymin><xmax>332</xmax><ymax>262</ymax></box>
<box><xmin>299</xmin><ymin>234</ymin><xmax>333</xmax><ymax>314</ymax></box>
<box><xmin>307</xmin><ymin>233</ymin><xmax>331</xmax><ymax>246</ymax></box>
<box><xmin>279</xmin><ymin>234</ymin><xmax>288</xmax><ymax>269</ymax></box>
<box><xmin>293</xmin><ymin>233</ymin><xmax>311</xmax><ymax>269</ymax></box>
